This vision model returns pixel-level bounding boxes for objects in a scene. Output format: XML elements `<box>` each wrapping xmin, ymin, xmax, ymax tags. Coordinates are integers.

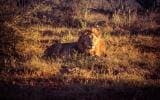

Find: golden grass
<box><xmin>24</xmin><ymin>56</ymin><xmax>61</xmax><ymax>78</ymax></box>
<box><xmin>4</xmin><ymin>19</ymin><xmax>159</xmax><ymax>81</ymax></box>
<box><xmin>1</xmin><ymin>0</ymin><xmax>160</xmax><ymax>87</ymax></box>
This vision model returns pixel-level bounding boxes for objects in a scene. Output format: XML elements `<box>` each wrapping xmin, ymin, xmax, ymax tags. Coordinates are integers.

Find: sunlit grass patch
<box><xmin>112</xmin><ymin>12</ymin><xmax>138</xmax><ymax>27</ymax></box>
<box><xmin>61</xmin><ymin>30</ymin><xmax>78</xmax><ymax>42</ymax></box>
<box><xmin>24</xmin><ymin>56</ymin><xmax>61</xmax><ymax>77</ymax></box>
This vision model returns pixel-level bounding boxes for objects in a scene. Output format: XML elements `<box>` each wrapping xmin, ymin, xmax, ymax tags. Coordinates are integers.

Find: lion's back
<box><xmin>44</xmin><ymin>42</ymin><xmax>79</xmax><ymax>58</ymax></box>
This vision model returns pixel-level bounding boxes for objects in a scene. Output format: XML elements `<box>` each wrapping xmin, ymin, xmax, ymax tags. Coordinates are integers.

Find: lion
<box><xmin>44</xmin><ymin>28</ymin><xmax>106</xmax><ymax>58</ymax></box>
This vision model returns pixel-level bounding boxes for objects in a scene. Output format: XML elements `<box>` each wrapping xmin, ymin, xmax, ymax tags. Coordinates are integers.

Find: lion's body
<box><xmin>44</xmin><ymin>28</ymin><xmax>106</xmax><ymax>58</ymax></box>
<box><xmin>44</xmin><ymin>42</ymin><xmax>79</xmax><ymax>58</ymax></box>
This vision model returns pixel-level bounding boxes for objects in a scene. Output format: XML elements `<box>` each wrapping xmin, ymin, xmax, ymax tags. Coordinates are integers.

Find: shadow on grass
<box><xmin>0</xmin><ymin>77</ymin><xmax>160</xmax><ymax>100</ymax></box>
<box><xmin>130</xmin><ymin>27</ymin><xmax>160</xmax><ymax>36</ymax></box>
<box><xmin>89</xmin><ymin>8</ymin><xmax>113</xmax><ymax>18</ymax></box>
<box><xmin>135</xmin><ymin>44</ymin><xmax>160</xmax><ymax>53</ymax></box>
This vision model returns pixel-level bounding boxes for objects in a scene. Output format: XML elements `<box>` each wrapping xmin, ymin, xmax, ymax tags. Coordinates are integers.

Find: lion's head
<box><xmin>78</xmin><ymin>28</ymin><xmax>106</xmax><ymax>56</ymax></box>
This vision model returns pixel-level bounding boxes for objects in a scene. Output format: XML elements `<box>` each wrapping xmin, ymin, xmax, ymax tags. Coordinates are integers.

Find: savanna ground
<box><xmin>0</xmin><ymin>0</ymin><xmax>160</xmax><ymax>100</ymax></box>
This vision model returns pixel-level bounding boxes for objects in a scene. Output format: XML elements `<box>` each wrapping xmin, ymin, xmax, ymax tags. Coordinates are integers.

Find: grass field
<box><xmin>0</xmin><ymin>0</ymin><xmax>160</xmax><ymax>100</ymax></box>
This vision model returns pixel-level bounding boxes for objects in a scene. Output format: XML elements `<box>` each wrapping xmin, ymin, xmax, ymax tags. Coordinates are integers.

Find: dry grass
<box><xmin>0</xmin><ymin>0</ymin><xmax>160</xmax><ymax>100</ymax></box>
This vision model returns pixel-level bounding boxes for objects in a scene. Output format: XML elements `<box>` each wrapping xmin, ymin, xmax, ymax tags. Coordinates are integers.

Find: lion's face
<box><xmin>78</xmin><ymin>28</ymin><xmax>101</xmax><ymax>52</ymax></box>
<box><xmin>80</xmin><ymin>33</ymin><xmax>93</xmax><ymax>49</ymax></box>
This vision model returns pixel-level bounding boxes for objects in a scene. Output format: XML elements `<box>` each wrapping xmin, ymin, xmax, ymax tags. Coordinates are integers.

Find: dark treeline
<box><xmin>136</xmin><ymin>0</ymin><xmax>158</xmax><ymax>10</ymax></box>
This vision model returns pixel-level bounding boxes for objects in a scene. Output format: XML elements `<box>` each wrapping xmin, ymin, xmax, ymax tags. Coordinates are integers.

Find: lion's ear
<box><xmin>91</xmin><ymin>28</ymin><xmax>101</xmax><ymax>37</ymax></box>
